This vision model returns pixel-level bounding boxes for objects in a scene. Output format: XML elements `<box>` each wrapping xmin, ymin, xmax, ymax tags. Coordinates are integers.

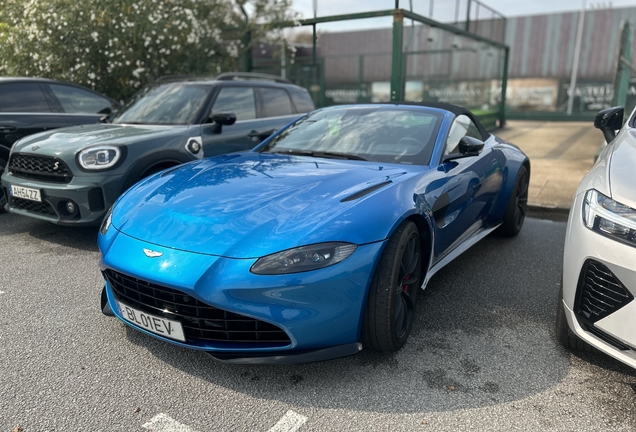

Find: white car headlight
<box><xmin>582</xmin><ymin>189</ymin><xmax>636</xmax><ymax>247</ymax></box>
<box><xmin>78</xmin><ymin>145</ymin><xmax>122</xmax><ymax>170</ymax></box>
<box><xmin>250</xmin><ymin>242</ymin><xmax>357</xmax><ymax>275</ymax></box>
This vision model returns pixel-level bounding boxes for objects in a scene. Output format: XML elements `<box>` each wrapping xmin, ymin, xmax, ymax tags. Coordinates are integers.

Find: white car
<box><xmin>557</xmin><ymin>105</ymin><xmax>636</xmax><ymax>369</ymax></box>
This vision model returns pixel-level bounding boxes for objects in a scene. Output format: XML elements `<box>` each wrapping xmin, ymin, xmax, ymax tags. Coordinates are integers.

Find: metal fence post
<box><xmin>391</xmin><ymin>9</ymin><xmax>405</xmax><ymax>101</ymax></box>
<box><xmin>358</xmin><ymin>55</ymin><xmax>365</xmax><ymax>102</ymax></box>
<box><xmin>465</xmin><ymin>0</ymin><xmax>471</xmax><ymax>32</ymax></box>
<box><xmin>499</xmin><ymin>46</ymin><xmax>509</xmax><ymax>127</ymax></box>
<box><xmin>612</xmin><ymin>21</ymin><xmax>632</xmax><ymax>108</ymax></box>
<box><xmin>242</xmin><ymin>30</ymin><xmax>252</xmax><ymax>72</ymax></box>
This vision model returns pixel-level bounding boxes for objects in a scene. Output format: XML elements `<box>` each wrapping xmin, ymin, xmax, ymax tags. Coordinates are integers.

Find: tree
<box><xmin>0</xmin><ymin>0</ymin><xmax>296</xmax><ymax>101</ymax></box>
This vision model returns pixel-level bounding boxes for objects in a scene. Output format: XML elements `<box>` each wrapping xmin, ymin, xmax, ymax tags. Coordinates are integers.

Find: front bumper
<box><xmin>99</xmin><ymin>228</ymin><xmax>385</xmax><ymax>363</ymax></box>
<box><xmin>1</xmin><ymin>171</ymin><xmax>124</xmax><ymax>225</ymax></box>
<box><xmin>563</xmin><ymin>192</ymin><xmax>636</xmax><ymax>369</ymax></box>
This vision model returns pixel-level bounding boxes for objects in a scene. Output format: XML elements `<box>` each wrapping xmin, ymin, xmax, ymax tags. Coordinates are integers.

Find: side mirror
<box><xmin>209</xmin><ymin>112</ymin><xmax>237</xmax><ymax>134</ymax></box>
<box><xmin>443</xmin><ymin>136</ymin><xmax>484</xmax><ymax>161</ymax></box>
<box><xmin>458</xmin><ymin>136</ymin><xmax>485</xmax><ymax>155</ymax></box>
<box><xmin>247</xmin><ymin>128</ymin><xmax>277</xmax><ymax>142</ymax></box>
<box><xmin>594</xmin><ymin>107</ymin><xmax>624</xmax><ymax>143</ymax></box>
<box><xmin>211</xmin><ymin>112</ymin><xmax>236</xmax><ymax>126</ymax></box>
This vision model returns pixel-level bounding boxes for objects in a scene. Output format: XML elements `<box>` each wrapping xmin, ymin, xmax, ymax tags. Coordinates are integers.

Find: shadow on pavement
<box><xmin>0</xmin><ymin>212</ymin><xmax>99</xmax><ymax>253</ymax></box>
<box><xmin>123</xmin><ymin>219</ymin><xmax>578</xmax><ymax>414</ymax></box>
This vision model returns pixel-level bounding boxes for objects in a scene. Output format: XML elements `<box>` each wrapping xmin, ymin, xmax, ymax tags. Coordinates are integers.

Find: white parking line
<box><xmin>142</xmin><ymin>410</ymin><xmax>307</xmax><ymax>432</ymax></box>
<box><xmin>142</xmin><ymin>413</ymin><xmax>199</xmax><ymax>432</ymax></box>
<box><xmin>267</xmin><ymin>410</ymin><xmax>308</xmax><ymax>432</ymax></box>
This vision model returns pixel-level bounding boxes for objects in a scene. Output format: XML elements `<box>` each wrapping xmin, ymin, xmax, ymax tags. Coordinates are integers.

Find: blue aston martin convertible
<box><xmin>98</xmin><ymin>103</ymin><xmax>529</xmax><ymax>364</ymax></box>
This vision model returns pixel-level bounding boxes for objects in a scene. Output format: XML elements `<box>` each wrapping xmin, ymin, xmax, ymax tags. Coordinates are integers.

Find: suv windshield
<box><xmin>259</xmin><ymin>107</ymin><xmax>443</xmax><ymax>165</ymax></box>
<box><xmin>112</xmin><ymin>83</ymin><xmax>210</xmax><ymax>125</ymax></box>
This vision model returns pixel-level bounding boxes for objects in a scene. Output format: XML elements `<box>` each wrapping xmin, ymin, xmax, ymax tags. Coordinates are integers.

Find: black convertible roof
<box><xmin>387</xmin><ymin>101</ymin><xmax>490</xmax><ymax>140</ymax></box>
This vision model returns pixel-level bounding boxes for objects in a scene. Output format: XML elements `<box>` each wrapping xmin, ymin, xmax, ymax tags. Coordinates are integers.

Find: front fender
<box><xmin>489</xmin><ymin>143</ymin><xmax>530</xmax><ymax>220</ymax></box>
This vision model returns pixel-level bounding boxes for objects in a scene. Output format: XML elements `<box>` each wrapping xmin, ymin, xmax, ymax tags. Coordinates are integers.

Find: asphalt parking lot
<box><xmin>1</xmin><ymin>213</ymin><xmax>635</xmax><ymax>432</ymax></box>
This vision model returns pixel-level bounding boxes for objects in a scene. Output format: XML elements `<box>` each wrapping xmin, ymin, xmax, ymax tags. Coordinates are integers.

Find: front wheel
<box><xmin>362</xmin><ymin>221</ymin><xmax>422</xmax><ymax>352</ymax></box>
<box><xmin>499</xmin><ymin>165</ymin><xmax>529</xmax><ymax>237</ymax></box>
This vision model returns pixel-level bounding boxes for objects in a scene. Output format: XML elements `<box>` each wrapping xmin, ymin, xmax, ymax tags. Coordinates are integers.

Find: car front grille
<box><xmin>9</xmin><ymin>153</ymin><xmax>73</xmax><ymax>184</ymax></box>
<box><xmin>10</xmin><ymin>196</ymin><xmax>57</xmax><ymax>216</ymax></box>
<box><xmin>103</xmin><ymin>269</ymin><xmax>291</xmax><ymax>346</ymax></box>
<box><xmin>575</xmin><ymin>259</ymin><xmax>634</xmax><ymax>324</ymax></box>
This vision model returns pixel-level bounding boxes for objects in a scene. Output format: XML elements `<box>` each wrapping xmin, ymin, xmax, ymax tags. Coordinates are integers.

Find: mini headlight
<box><xmin>78</xmin><ymin>145</ymin><xmax>122</xmax><ymax>170</ymax></box>
<box><xmin>250</xmin><ymin>242</ymin><xmax>357</xmax><ymax>275</ymax></box>
<box><xmin>582</xmin><ymin>189</ymin><xmax>636</xmax><ymax>247</ymax></box>
<box><xmin>100</xmin><ymin>207</ymin><xmax>113</xmax><ymax>235</ymax></box>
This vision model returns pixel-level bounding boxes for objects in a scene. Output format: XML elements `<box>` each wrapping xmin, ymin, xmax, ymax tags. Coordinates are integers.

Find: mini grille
<box><xmin>9</xmin><ymin>154</ymin><xmax>73</xmax><ymax>184</ymax></box>
<box><xmin>104</xmin><ymin>269</ymin><xmax>291</xmax><ymax>346</ymax></box>
<box><xmin>575</xmin><ymin>260</ymin><xmax>634</xmax><ymax>323</ymax></box>
<box><xmin>11</xmin><ymin>196</ymin><xmax>56</xmax><ymax>216</ymax></box>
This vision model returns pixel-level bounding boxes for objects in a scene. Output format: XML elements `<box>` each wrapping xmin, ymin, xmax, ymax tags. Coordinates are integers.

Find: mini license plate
<box><xmin>10</xmin><ymin>185</ymin><xmax>41</xmax><ymax>202</ymax></box>
<box><xmin>117</xmin><ymin>301</ymin><xmax>186</xmax><ymax>342</ymax></box>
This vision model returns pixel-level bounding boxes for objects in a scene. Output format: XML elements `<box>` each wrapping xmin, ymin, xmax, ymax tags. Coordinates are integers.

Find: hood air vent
<box><xmin>340</xmin><ymin>180</ymin><xmax>392</xmax><ymax>202</ymax></box>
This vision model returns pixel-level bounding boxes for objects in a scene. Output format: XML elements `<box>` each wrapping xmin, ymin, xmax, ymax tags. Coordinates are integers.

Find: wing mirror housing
<box><xmin>442</xmin><ymin>136</ymin><xmax>485</xmax><ymax>162</ymax></box>
<box><xmin>247</xmin><ymin>128</ymin><xmax>277</xmax><ymax>142</ymax></box>
<box><xmin>594</xmin><ymin>106</ymin><xmax>624</xmax><ymax>144</ymax></box>
<box><xmin>209</xmin><ymin>112</ymin><xmax>237</xmax><ymax>133</ymax></box>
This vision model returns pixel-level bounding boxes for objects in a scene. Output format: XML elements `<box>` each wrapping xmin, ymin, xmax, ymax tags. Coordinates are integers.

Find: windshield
<box><xmin>112</xmin><ymin>83</ymin><xmax>211</xmax><ymax>125</ymax></box>
<box><xmin>259</xmin><ymin>107</ymin><xmax>443</xmax><ymax>165</ymax></box>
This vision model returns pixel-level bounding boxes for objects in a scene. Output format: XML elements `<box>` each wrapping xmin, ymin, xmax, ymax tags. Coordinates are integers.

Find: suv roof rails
<box><xmin>214</xmin><ymin>72</ymin><xmax>292</xmax><ymax>84</ymax></box>
<box><xmin>155</xmin><ymin>75</ymin><xmax>215</xmax><ymax>83</ymax></box>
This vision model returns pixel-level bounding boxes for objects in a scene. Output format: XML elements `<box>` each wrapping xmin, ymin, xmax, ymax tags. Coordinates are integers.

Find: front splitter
<box><xmin>207</xmin><ymin>342</ymin><xmax>363</xmax><ymax>365</ymax></box>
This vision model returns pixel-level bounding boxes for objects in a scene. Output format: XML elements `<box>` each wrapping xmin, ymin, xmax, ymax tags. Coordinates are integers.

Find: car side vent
<box><xmin>340</xmin><ymin>181</ymin><xmax>392</xmax><ymax>203</ymax></box>
<box><xmin>574</xmin><ymin>259</ymin><xmax>634</xmax><ymax>324</ymax></box>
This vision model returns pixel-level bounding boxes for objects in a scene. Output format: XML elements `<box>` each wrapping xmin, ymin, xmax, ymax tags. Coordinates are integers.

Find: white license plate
<box><xmin>117</xmin><ymin>301</ymin><xmax>186</xmax><ymax>342</ymax></box>
<box><xmin>10</xmin><ymin>185</ymin><xmax>41</xmax><ymax>202</ymax></box>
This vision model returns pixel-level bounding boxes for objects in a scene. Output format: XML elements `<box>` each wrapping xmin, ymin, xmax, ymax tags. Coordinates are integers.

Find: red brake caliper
<box><xmin>402</xmin><ymin>275</ymin><xmax>410</xmax><ymax>293</ymax></box>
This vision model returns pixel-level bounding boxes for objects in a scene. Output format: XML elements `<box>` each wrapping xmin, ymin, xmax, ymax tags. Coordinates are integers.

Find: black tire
<box><xmin>556</xmin><ymin>282</ymin><xmax>593</xmax><ymax>352</ymax></box>
<box><xmin>363</xmin><ymin>221</ymin><xmax>422</xmax><ymax>352</ymax></box>
<box><xmin>499</xmin><ymin>165</ymin><xmax>529</xmax><ymax>237</ymax></box>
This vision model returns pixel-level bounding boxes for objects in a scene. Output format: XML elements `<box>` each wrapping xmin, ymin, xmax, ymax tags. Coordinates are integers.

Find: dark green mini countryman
<box><xmin>1</xmin><ymin>73</ymin><xmax>314</xmax><ymax>225</ymax></box>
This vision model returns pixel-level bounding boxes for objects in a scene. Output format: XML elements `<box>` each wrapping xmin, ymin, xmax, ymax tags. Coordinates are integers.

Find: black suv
<box><xmin>1</xmin><ymin>73</ymin><xmax>315</xmax><ymax>225</ymax></box>
<box><xmin>0</xmin><ymin>77</ymin><xmax>120</xmax><ymax>210</ymax></box>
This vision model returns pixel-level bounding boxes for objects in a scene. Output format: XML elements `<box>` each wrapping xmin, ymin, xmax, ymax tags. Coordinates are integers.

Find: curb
<box><xmin>527</xmin><ymin>204</ymin><xmax>570</xmax><ymax>222</ymax></box>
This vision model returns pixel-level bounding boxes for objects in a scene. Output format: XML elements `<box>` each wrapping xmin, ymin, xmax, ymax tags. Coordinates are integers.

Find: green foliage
<box><xmin>0</xmin><ymin>0</ymin><xmax>295</xmax><ymax>101</ymax></box>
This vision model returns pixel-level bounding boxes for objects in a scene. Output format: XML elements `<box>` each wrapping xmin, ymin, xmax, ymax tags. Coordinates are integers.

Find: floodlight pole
<box><xmin>567</xmin><ymin>0</ymin><xmax>586</xmax><ymax>115</ymax></box>
<box><xmin>391</xmin><ymin>9</ymin><xmax>405</xmax><ymax>101</ymax></box>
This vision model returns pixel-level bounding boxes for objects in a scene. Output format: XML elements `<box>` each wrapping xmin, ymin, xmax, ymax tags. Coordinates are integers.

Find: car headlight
<box><xmin>78</xmin><ymin>145</ymin><xmax>122</xmax><ymax>170</ymax></box>
<box><xmin>250</xmin><ymin>242</ymin><xmax>357</xmax><ymax>275</ymax></box>
<box><xmin>100</xmin><ymin>207</ymin><xmax>113</xmax><ymax>235</ymax></box>
<box><xmin>582</xmin><ymin>189</ymin><xmax>636</xmax><ymax>247</ymax></box>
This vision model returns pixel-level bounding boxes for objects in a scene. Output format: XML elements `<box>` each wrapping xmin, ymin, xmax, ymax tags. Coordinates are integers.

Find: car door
<box><xmin>201</xmin><ymin>86</ymin><xmax>300</xmax><ymax>157</ymax></box>
<box><xmin>201</xmin><ymin>86</ymin><xmax>260</xmax><ymax>157</ymax></box>
<box><xmin>426</xmin><ymin>115</ymin><xmax>502</xmax><ymax>263</ymax></box>
<box><xmin>0</xmin><ymin>82</ymin><xmax>68</xmax><ymax>154</ymax></box>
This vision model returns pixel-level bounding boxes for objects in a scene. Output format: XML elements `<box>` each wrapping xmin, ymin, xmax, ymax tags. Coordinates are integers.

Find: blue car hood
<box><xmin>113</xmin><ymin>152</ymin><xmax>422</xmax><ymax>258</ymax></box>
